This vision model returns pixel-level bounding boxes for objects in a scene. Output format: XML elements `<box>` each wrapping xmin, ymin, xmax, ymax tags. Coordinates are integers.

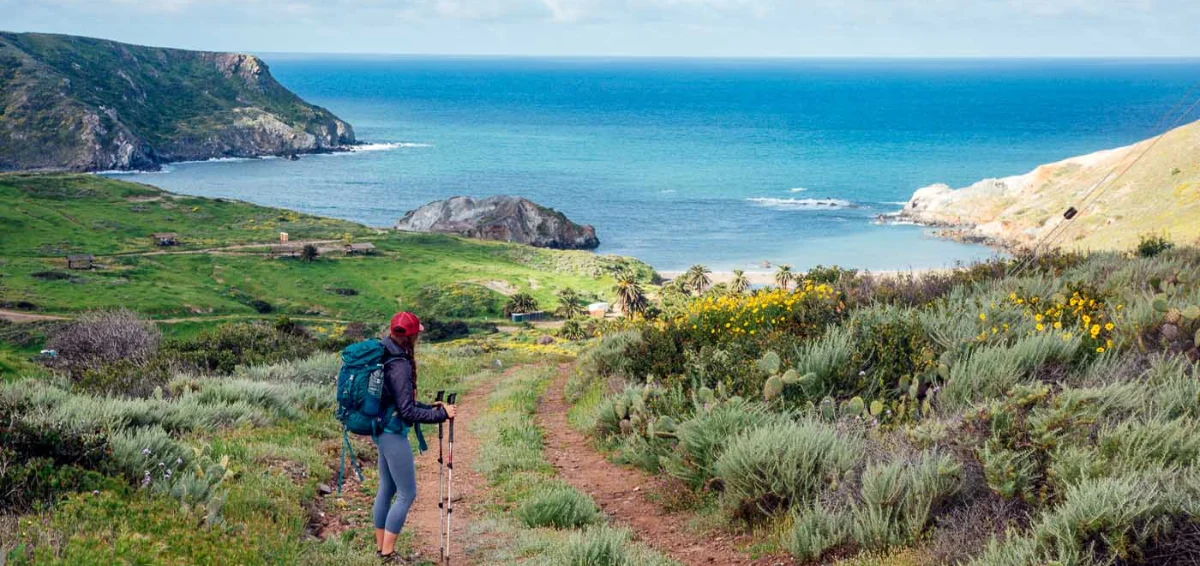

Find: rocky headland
<box><xmin>396</xmin><ymin>196</ymin><xmax>600</xmax><ymax>250</ymax></box>
<box><xmin>892</xmin><ymin>118</ymin><xmax>1200</xmax><ymax>252</ymax></box>
<box><xmin>0</xmin><ymin>32</ymin><xmax>355</xmax><ymax>172</ymax></box>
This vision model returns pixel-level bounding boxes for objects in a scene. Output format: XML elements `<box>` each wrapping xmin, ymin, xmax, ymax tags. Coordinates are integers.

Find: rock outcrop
<box><xmin>396</xmin><ymin>196</ymin><xmax>600</xmax><ymax>250</ymax></box>
<box><xmin>892</xmin><ymin>118</ymin><xmax>1200</xmax><ymax>252</ymax></box>
<box><xmin>0</xmin><ymin>32</ymin><xmax>355</xmax><ymax>172</ymax></box>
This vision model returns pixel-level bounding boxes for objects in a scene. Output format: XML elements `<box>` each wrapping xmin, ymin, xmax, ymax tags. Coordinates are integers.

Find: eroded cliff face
<box><xmin>893</xmin><ymin>119</ymin><xmax>1200</xmax><ymax>252</ymax></box>
<box><xmin>0</xmin><ymin>32</ymin><xmax>355</xmax><ymax>172</ymax></box>
<box><xmin>396</xmin><ymin>196</ymin><xmax>601</xmax><ymax>250</ymax></box>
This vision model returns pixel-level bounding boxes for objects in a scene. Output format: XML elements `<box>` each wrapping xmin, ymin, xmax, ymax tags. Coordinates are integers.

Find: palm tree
<box><xmin>775</xmin><ymin>264</ymin><xmax>794</xmax><ymax>291</ymax></box>
<box><xmin>684</xmin><ymin>264</ymin><xmax>712</xmax><ymax>296</ymax></box>
<box><xmin>613</xmin><ymin>272</ymin><xmax>649</xmax><ymax>319</ymax></box>
<box><xmin>556</xmin><ymin>288</ymin><xmax>584</xmax><ymax>319</ymax></box>
<box><xmin>504</xmin><ymin>293</ymin><xmax>539</xmax><ymax>317</ymax></box>
<box><xmin>730</xmin><ymin>270</ymin><xmax>751</xmax><ymax>295</ymax></box>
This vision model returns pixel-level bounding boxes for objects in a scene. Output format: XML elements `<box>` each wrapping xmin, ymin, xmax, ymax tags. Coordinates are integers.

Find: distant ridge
<box><xmin>895</xmin><ymin>118</ymin><xmax>1200</xmax><ymax>252</ymax></box>
<box><xmin>0</xmin><ymin>31</ymin><xmax>356</xmax><ymax>172</ymax></box>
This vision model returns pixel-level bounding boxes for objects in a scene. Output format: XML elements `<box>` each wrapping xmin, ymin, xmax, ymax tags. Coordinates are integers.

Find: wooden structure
<box><xmin>67</xmin><ymin>254</ymin><xmax>94</xmax><ymax>270</ymax></box>
<box><xmin>269</xmin><ymin>245</ymin><xmax>301</xmax><ymax>258</ymax></box>
<box><xmin>511</xmin><ymin>311</ymin><xmax>547</xmax><ymax>323</ymax></box>
<box><xmin>150</xmin><ymin>232</ymin><xmax>179</xmax><ymax>246</ymax></box>
<box><xmin>279</xmin><ymin>232</ymin><xmax>289</xmax><ymax>243</ymax></box>
<box><xmin>344</xmin><ymin>242</ymin><xmax>377</xmax><ymax>255</ymax></box>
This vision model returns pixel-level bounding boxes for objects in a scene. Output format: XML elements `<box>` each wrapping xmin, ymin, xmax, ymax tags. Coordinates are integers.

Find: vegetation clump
<box><xmin>570</xmin><ymin>246</ymin><xmax>1200</xmax><ymax>565</ymax></box>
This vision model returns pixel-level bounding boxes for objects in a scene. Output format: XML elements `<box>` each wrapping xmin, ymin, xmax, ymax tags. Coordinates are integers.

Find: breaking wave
<box><xmin>747</xmin><ymin>197</ymin><xmax>854</xmax><ymax>210</ymax></box>
<box><xmin>349</xmin><ymin>142</ymin><xmax>432</xmax><ymax>152</ymax></box>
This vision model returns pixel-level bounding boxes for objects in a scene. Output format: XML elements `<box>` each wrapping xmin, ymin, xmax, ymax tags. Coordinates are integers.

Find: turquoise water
<box><xmin>116</xmin><ymin>57</ymin><xmax>1200</xmax><ymax>272</ymax></box>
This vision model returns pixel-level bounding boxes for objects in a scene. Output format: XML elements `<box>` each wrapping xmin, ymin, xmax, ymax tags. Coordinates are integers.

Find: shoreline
<box><xmin>659</xmin><ymin>267</ymin><xmax>950</xmax><ymax>286</ymax></box>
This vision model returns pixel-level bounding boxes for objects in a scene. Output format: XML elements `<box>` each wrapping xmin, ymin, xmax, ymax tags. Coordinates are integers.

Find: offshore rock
<box><xmin>396</xmin><ymin>196</ymin><xmax>600</xmax><ymax>250</ymax></box>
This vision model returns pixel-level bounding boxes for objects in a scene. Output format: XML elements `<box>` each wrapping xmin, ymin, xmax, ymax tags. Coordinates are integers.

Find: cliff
<box><xmin>0</xmin><ymin>32</ymin><xmax>355</xmax><ymax>172</ymax></box>
<box><xmin>396</xmin><ymin>196</ymin><xmax>601</xmax><ymax>250</ymax></box>
<box><xmin>895</xmin><ymin>118</ymin><xmax>1200</xmax><ymax>252</ymax></box>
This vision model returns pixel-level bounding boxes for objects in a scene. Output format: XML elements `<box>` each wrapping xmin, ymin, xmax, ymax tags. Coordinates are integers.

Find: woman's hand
<box><xmin>442</xmin><ymin>404</ymin><xmax>457</xmax><ymax>420</ymax></box>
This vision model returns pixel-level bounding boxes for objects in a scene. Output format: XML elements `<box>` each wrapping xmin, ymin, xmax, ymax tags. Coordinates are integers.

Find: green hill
<box><xmin>0</xmin><ymin>32</ymin><xmax>354</xmax><ymax>172</ymax></box>
<box><xmin>898</xmin><ymin>118</ymin><xmax>1200</xmax><ymax>252</ymax></box>
<box><xmin>0</xmin><ymin>173</ymin><xmax>654</xmax><ymax>324</ymax></box>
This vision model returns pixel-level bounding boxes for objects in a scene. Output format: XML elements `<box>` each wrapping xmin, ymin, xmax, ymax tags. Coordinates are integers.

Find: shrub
<box><xmin>714</xmin><ymin>419</ymin><xmax>861</xmax><ymax>519</ymax></box>
<box><xmin>850</xmin><ymin>451</ymin><xmax>962</xmax><ymax>550</ymax></box>
<box><xmin>74</xmin><ymin>358</ymin><xmax>172</xmax><ymax>398</ymax></box>
<box><xmin>160</xmin><ymin>321</ymin><xmax>316</xmax><ymax>374</ymax></box>
<box><xmin>0</xmin><ymin>400</ymin><xmax>117</xmax><ymax>510</ymax></box>
<box><xmin>786</xmin><ymin>503</ymin><xmax>851</xmax><ymax>562</ymax></box>
<box><xmin>107</xmin><ymin>425</ymin><xmax>191</xmax><ymax>483</ymax></box>
<box><xmin>422</xmin><ymin>319</ymin><xmax>471</xmax><ymax>342</ymax></box>
<box><xmin>664</xmin><ymin>398</ymin><xmax>788</xmax><ymax>490</ymax></box>
<box><xmin>515</xmin><ymin>483</ymin><xmax>601</xmax><ymax>529</ymax></box>
<box><xmin>236</xmin><ymin>352</ymin><xmax>340</xmax><ymax>385</ymax></box>
<box><xmin>1137</xmin><ymin>234</ymin><xmax>1174</xmax><ymax>258</ymax></box>
<box><xmin>408</xmin><ymin>282</ymin><xmax>504</xmax><ymax>319</ymax></box>
<box><xmin>971</xmin><ymin>476</ymin><xmax>1185</xmax><ymax>566</ymax></box>
<box><xmin>300</xmin><ymin>244</ymin><xmax>320</xmax><ymax>262</ymax></box>
<box><xmin>559</xmin><ymin>319</ymin><xmax>588</xmax><ymax>341</ymax></box>
<box><xmin>545</xmin><ymin>525</ymin><xmax>676</xmax><ymax>566</ymax></box>
<box><xmin>46</xmin><ymin>309</ymin><xmax>161</xmax><ymax>375</ymax></box>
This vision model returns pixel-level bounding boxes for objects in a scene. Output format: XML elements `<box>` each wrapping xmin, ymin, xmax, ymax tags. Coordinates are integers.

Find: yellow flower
<box><xmin>1035</xmin><ymin>314</ymin><xmax>1044</xmax><ymax>322</ymax></box>
<box><xmin>1090</xmin><ymin>324</ymin><xmax>1101</xmax><ymax>335</ymax></box>
<box><xmin>1082</xmin><ymin>315</ymin><xmax>1091</xmax><ymax>325</ymax></box>
<box><xmin>1036</xmin><ymin>323</ymin><xmax>1045</xmax><ymax>332</ymax></box>
<box><xmin>1053</xmin><ymin>321</ymin><xmax>1062</xmax><ymax>330</ymax></box>
<box><xmin>1104</xmin><ymin>322</ymin><xmax>1114</xmax><ymax>331</ymax></box>
<box><xmin>1096</xmin><ymin>347</ymin><xmax>1105</xmax><ymax>353</ymax></box>
<box><xmin>979</xmin><ymin>313</ymin><xmax>987</xmax><ymax>322</ymax></box>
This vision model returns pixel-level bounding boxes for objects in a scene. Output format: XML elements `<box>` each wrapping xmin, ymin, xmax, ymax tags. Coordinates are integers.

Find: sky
<box><xmin>3</xmin><ymin>0</ymin><xmax>1200</xmax><ymax>57</ymax></box>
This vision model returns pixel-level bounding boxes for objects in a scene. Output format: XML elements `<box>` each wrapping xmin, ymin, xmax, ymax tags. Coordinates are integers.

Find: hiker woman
<box><xmin>374</xmin><ymin>311</ymin><xmax>455</xmax><ymax>561</ymax></box>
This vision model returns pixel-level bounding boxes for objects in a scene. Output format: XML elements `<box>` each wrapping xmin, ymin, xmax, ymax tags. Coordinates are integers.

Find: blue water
<box><xmin>115</xmin><ymin>57</ymin><xmax>1200</xmax><ymax>272</ymax></box>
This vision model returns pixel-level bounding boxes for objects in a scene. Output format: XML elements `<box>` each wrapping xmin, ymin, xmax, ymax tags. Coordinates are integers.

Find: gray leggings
<box><xmin>373</xmin><ymin>432</ymin><xmax>417</xmax><ymax>534</ymax></box>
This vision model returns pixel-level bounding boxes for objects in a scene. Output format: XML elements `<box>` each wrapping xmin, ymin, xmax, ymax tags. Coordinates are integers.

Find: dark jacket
<box><xmin>381</xmin><ymin>336</ymin><xmax>448</xmax><ymax>425</ymax></box>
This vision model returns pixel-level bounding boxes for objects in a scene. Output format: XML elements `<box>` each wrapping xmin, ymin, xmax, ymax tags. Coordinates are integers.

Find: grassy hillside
<box><xmin>0</xmin><ymin>174</ymin><xmax>655</xmax><ymax>323</ymax></box>
<box><xmin>0</xmin><ymin>31</ymin><xmax>353</xmax><ymax>171</ymax></box>
<box><xmin>570</xmin><ymin>248</ymin><xmax>1200</xmax><ymax>565</ymax></box>
<box><xmin>899</xmin><ymin>118</ymin><xmax>1200</xmax><ymax>252</ymax></box>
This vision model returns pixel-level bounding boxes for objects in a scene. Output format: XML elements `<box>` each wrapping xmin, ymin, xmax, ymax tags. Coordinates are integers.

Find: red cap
<box><xmin>390</xmin><ymin>311</ymin><xmax>424</xmax><ymax>337</ymax></box>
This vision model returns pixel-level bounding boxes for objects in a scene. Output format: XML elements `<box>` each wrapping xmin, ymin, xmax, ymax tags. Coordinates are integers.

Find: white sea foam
<box><xmin>747</xmin><ymin>197</ymin><xmax>854</xmax><ymax>210</ymax></box>
<box><xmin>349</xmin><ymin>142</ymin><xmax>432</xmax><ymax>152</ymax></box>
<box><xmin>787</xmin><ymin>187</ymin><xmax>808</xmax><ymax>193</ymax></box>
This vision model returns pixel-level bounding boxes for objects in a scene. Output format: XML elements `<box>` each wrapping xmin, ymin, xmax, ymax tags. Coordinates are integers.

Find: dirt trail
<box><xmin>538</xmin><ymin>366</ymin><xmax>794</xmax><ymax>566</ymax></box>
<box><xmin>0</xmin><ymin>309</ymin><xmax>70</xmax><ymax>323</ymax></box>
<box><xmin>406</xmin><ymin>373</ymin><xmax>497</xmax><ymax>565</ymax></box>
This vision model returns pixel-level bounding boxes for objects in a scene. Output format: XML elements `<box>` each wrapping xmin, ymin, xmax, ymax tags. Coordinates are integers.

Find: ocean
<box><xmin>110</xmin><ymin>57</ymin><xmax>1200</xmax><ymax>272</ymax></box>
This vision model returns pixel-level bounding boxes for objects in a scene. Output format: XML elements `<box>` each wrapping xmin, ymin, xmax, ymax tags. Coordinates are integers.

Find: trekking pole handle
<box><xmin>446</xmin><ymin>393</ymin><xmax>457</xmax><ymax>442</ymax></box>
<box><xmin>436</xmin><ymin>390</ymin><xmax>445</xmax><ymax>402</ymax></box>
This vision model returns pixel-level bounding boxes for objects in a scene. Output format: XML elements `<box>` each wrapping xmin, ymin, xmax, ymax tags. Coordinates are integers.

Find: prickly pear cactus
<box><xmin>844</xmin><ymin>396</ymin><xmax>865</xmax><ymax>418</ymax></box>
<box><xmin>1165</xmin><ymin>308</ymin><xmax>1183</xmax><ymax>325</ymax></box>
<box><xmin>781</xmin><ymin>369</ymin><xmax>800</xmax><ymax>385</ymax></box>
<box><xmin>820</xmin><ymin>397</ymin><xmax>836</xmax><ymax>421</ymax></box>
<box><xmin>757</xmin><ymin>351</ymin><xmax>782</xmax><ymax>374</ymax></box>
<box><xmin>763</xmin><ymin>375</ymin><xmax>784</xmax><ymax>401</ymax></box>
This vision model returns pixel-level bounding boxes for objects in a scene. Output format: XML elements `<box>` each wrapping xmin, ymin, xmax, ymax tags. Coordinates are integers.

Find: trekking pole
<box><xmin>444</xmin><ymin>393</ymin><xmax>458</xmax><ymax>565</ymax></box>
<box><xmin>435</xmin><ymin>390</ymin><xmax>446</xmax><ymax>563</ymax></box>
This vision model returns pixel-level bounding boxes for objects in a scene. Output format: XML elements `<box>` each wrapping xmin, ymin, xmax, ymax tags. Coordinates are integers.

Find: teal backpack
<box><xmin>334</xmin><ymin>339</ymin><xmax>427</xmax><ymax>493</ymax></box>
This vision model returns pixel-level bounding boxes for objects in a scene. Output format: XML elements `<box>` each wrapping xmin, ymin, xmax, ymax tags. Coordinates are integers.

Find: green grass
<box><xmin>0</xmin><ymin>174</ymin><xmax>654</xmax><ymax>324</ymax></box>
<box><xmin>0</xmin><ymin>339</ymin><xmax>553</xmax><ymax>565</ymax></box>
<box><xmin>465</xmin><ymin>364</ymin><xmax>678</xmax><ymax>565</ymax></box>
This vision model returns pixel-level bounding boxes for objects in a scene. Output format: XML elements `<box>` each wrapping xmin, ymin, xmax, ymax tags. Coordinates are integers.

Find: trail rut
<box><xmin>537</xmin><ymin>366</ymin><xmax>794</xmax><ymax>566</ymax></box>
